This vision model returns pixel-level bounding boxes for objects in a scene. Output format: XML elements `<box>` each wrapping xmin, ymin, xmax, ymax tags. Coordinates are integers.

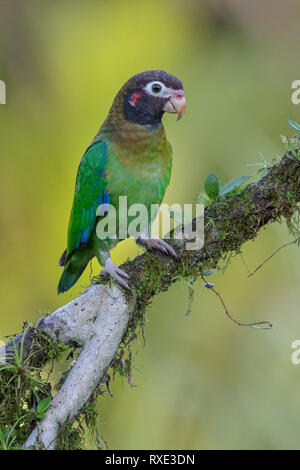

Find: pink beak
<box><xmin>163</xmin><ymin>91</ymin><xmax>186</xmax><ymax>120</ymax></box>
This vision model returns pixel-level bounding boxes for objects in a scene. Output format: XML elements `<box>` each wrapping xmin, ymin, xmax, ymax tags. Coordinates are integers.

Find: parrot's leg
<box><xmin>98</xmin><ymin>250</ymin><xmax>130</xmax><ymax>290</ymax></box>
<box><xmin>136</xmin><ymin>237</ymin><xmax>178</xmax><ymax>259</ymax></box>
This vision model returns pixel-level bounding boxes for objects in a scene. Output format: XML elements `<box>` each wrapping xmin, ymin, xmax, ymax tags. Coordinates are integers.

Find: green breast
<box><xmin>104</xmin><ymin>122</ymin><xmax>172</xmax><ymax>237</ymax></box>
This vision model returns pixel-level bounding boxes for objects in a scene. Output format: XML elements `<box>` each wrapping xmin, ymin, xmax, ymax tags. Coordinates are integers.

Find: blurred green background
<box><xmin>1</xmin><ymin>0</ymin><xmax>300</xmax><ymax>450</ymax></box>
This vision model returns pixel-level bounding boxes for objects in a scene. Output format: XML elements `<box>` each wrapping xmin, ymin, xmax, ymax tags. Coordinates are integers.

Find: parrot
<box><xmin>57</xmin><ymin>70</ymin><xmax>186</xmax><ymax>294</ymax></box>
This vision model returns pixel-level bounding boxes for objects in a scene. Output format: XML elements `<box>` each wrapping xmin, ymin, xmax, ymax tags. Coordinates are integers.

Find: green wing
<box><xmin>66</xmin><ymin>140</ymin><xmax>109</xmax><ymax>256</ymax></box>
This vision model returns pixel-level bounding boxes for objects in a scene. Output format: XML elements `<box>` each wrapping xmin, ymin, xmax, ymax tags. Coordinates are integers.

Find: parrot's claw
<box><xmin>101</xmin><ymin>258</ymin><xmax>130</xmax><ymax>291</ymax></box>
<box><xmin>140</xmin><ymin>237</ymin><xmax>178</xmax><ymax>259</ymax></box>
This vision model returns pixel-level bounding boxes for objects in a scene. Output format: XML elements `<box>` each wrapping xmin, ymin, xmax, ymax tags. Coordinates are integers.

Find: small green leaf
<box><xmin>251</xmin><ymin>323</ymin><xmax>273</xmax><ymax>330</ymax></box>
<box><xmin>286</xmin><ymin>136</ymin><xmax>300</xmax><ymax>158</ymax></box>
<box><xmin>204</xmin><ymin>173</ymin><xmax>219</xmax><ymax>199</ymax></box>
<box><xmin>37</xmin><ymin>397</ymin><xmax>51</xmax><ymax>414</ymax></box>
<box><xmin>219</xmin><ymin>175</ymin><xmax>250</xmax><ymax>197</ymax></box>
<box><xmin>287</xmin><ymin>120</ymin><xmax>300</xmax><ymax>133</ymax></box>
<box><xmin>195</xmin><ymin>192</ymin><xmax>211</xmax><ymax>206</ymax></box>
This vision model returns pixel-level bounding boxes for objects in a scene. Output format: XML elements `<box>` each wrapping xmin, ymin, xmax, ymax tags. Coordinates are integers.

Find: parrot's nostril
<box><xmin>176</xmin><ymin>92</ymin><xmax>184</xmax><ymax>100</ymax></box>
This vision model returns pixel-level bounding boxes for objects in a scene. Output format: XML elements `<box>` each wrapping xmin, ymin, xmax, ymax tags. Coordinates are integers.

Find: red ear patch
<box><xmin>129</xmin><ymin>92</ymin><xmax>141</xmax><ymax>106</ymax></box>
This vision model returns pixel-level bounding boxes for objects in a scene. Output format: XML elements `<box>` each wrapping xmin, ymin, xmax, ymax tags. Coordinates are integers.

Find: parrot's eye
<box><xmin>151</xmin><ymin>83</ymin><xmax>162</xmax><ymax>94</ymax></box>
<box><xmin>144</xmin><ymin>80</ymin><xmax>169</xmax><ymax>97</ymax></box>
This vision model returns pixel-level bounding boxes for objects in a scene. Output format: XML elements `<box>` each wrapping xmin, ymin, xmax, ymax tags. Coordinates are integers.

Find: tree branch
<box><xmin>1</xmin><ymin>152</ymin><xmax>300</xmax><ymax>449</ymax></box>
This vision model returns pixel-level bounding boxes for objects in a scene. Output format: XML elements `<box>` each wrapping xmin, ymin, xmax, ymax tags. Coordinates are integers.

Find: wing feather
<box><xmin>66</xmin><ymin>140</ymin><xmax>109</xmax><ymax>256</ymax></box>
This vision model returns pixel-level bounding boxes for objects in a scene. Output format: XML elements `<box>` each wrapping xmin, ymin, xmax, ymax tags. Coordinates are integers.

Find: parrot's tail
<box><xmin>57</xmin><ymin>251</ymin><xmax>90</xmax><ymax>294</ymax></box>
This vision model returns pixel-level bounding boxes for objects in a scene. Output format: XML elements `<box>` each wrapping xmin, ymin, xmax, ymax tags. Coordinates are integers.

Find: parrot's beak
<box><xmin>163</xmin><ymin>91</ymin><xmax>186</xmax><ymax>121</ymax></box>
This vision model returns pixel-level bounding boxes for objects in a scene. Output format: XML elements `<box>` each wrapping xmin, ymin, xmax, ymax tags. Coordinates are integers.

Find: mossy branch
<box><xmin>1</xmin><ymin>152</ymin><xmax>300</xmax><ymax>449</ymax></box>
<box><xmin>121</xmin><ymin>152</ymin><xmax>300</xmax><ymax>307</ymax></box>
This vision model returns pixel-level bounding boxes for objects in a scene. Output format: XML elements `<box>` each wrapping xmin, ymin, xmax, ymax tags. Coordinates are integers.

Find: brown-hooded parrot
<box><xmin>58</xmin><ymin>70</ymin><xmax>186</xmax><ymax>294</ymax></box>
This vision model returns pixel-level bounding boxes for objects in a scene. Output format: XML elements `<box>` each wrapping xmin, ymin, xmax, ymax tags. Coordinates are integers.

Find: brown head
<box><xmin>106</xmin><ymin>70</ymin><xmax>186</xmax><ymax>128</ymax></box>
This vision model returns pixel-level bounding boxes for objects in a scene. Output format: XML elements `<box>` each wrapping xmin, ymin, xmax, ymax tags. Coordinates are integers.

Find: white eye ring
<box><xmin>144</xmin><ymin>81</ymin><xmax>170</xmax><ymax>98</ymax></box>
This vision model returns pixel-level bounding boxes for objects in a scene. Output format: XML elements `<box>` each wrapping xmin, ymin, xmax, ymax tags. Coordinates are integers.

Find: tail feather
<box><xmin>58</xmin><ymin>249</ymin><xmax>68</xmax><ymax>267</ymax></box>
<box><xmin>57</xmin><ymin>258</ymin><xmax>89</xmax><ymax>294</ymax></box>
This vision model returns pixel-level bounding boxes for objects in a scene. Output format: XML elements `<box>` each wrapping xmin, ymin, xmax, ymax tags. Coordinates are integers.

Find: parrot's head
<box><xmin>111</xmin><ymin>70</ymin><xmax>186</xmax><ymax>127</ymax></box>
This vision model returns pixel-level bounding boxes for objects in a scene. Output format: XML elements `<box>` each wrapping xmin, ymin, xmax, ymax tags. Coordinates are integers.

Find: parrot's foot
<box><xmin>139</xmin><ymin>237</ymin><xmax>178</xmax><ymax>259</ymax></box>
<box><xmin>100</xmin><ymin>257</ymin><xmax>130</xmax><ymax>290</ymax></box>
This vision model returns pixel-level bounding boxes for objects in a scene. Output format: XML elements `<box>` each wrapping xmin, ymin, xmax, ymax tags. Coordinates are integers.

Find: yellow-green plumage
<box><xmin>58</xmin><ymin>70</ymin><xmax>185</xmax><ymax>294</ymax></box>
